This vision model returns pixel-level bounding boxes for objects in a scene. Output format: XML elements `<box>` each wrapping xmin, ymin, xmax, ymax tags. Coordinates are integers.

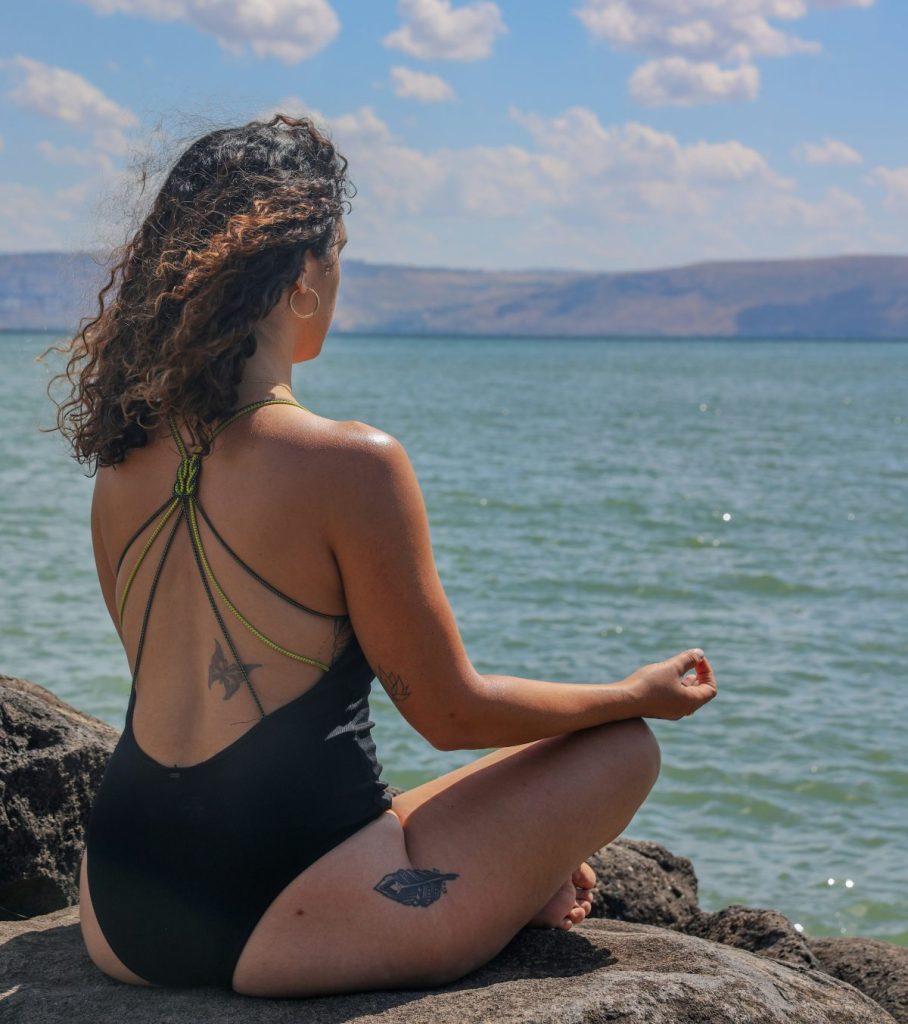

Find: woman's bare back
<box><xmin>92</xmin><ymin>401</ymin><xmax>359</xmax><ymax>767</ymax></box>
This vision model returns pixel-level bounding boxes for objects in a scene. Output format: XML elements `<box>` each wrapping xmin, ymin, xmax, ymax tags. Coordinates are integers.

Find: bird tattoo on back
<box><xmin>207</xmin><ymin>638</ymin><xmax>262</xmax><ymax>700</ymax></box>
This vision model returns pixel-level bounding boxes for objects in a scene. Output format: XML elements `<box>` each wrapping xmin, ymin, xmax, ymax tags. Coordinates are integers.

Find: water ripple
<box><xmin>1</xmin><ymin>332</ymin><xmax>905</xmax><ymax>946</ymax></box>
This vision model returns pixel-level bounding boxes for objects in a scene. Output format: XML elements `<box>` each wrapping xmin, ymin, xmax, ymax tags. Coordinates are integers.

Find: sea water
<box><xmin>1</xmin><ymin>330</ymin><xmax>905</xmax><ymax>945</ymax></box>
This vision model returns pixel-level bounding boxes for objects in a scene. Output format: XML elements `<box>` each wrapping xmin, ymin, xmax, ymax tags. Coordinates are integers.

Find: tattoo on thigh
<box><xmin>374</xmin><ymin>868</ymin><xmax>459</xmax><ymax>907</ymax></box>
<box><xmin>376</xmin><ymin>664</ymin><xmax>411</xmax><ymax>703</ymax></box>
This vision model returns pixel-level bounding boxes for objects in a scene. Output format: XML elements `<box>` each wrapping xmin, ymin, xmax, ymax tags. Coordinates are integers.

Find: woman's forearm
<box><xmin>438</xmin><ymin>672</ymin><xmax>639</xmax><ymax>750</ymax></box>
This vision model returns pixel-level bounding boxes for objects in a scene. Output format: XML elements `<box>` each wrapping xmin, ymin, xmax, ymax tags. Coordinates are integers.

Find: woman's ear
<box><xmin>301</xmin><ymin>248</ymin><xmax>323</xmax><ymax>286</ymax></box>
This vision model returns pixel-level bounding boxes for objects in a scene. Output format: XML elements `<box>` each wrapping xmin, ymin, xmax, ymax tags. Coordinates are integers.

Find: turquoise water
<box><xmin>1</xmin><ymin>331</ymin><xmax>906</xmax><ymax>946</ymax></box>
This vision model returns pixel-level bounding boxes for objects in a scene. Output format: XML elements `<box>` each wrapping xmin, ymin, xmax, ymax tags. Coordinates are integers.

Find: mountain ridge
<box><xmin>2</xmin><ymin>251</ymin><xmax>906</xmax><ymax>338</ymax></box>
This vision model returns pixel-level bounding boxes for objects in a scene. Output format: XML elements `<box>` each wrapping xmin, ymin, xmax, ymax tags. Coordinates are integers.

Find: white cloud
<box><xmin>36</xmin><ymin>141</ymin><xmax>118</xmax><ymax>172</ymax></box>
<box><xmin>0</xmin><ymin>56</ymin><xmax>138</xmax><ymax>157</ymax></box>
<box><xmin>330</xmin><ymin>106</ymin><xmax>449</xmax><ymax>215</ymax></box>
<box><xmin>0</xmin><ymin>182</ymin><xmax>70</xmax><ymax>249</ymax></box>
<box><xmin>215</xmin><ymin>100</ymin><xmax>895</xmax><ymax>269</ymax></box>
<box><xmin>683</xmin><ymin>139</ymin><xmax>791</xmax><ymax>186</ymax></box>
<box><xmin>794</xmin><ymin>137</ymin><xmax>862</xmax><ymax>165</ymax></box>
<box><xmin>383</xmin><ymin>0</ymin><xmax>506</xmax><ymax>61</ymax></box>
<box><xmin>10</xmin><ymin>87</ymin><xmax>874</xmax><ymax>269</ymax></box>
<box><xmin>279</xmin><ymin>103</ymin><xmax>804</xmax><ymax>264</ymax></box>
<box><xmin>390</xmin><ymin>66</ymin><xmax>456</xmax><ymax>102</ymax></box>
<box><xmin>333</xmin><ymin>106</ymin><xmax>394</xmax><ymax>147</ymax></box>
<box><xmin>79</xmin><ymin>0</ymin><xmax>340</xmax><ymax>63</ymax></box>
<box><xmin>1</xmin><ymin>56</ymin><xmax>136</xmax><ymax>131</ymax></box>
<box><xmin>573</xmin><ymin>1</ymin><xmax>873</xmax><ymax>107</ymax></box>
<box><xmin>867</xmin><ymin>165</ymin><xmax>908</xmax><ymax>209</ymax></box>
<box><xmin>630</xmin><ymin>57</ymin><xmax>760</xmax><ymax>106</ymax></box>
<box><xmin>574</xmin><ymin>0</ymin><xmax>820</xmax><ymax>64</ymax></box>
<box><xmin>0</xmin><ymin>58</ymin><xmax>147</xmax><ymax>251</ymax></box>
<box><xmin>769</xmin><ymin>184</ymin><xmax>865</xmax><ymax>228</ymax></box>
<box><xmin>256</xmin><ymin>101</ymin><xmax>446</xmax><ymax>217</ymax></box>
<box><xmin>510</xmin><ymin>107</ymin><xmax>791</xmax><ymax>189</ymax></box>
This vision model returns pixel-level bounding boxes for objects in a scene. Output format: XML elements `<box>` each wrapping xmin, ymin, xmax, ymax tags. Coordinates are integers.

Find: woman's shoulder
<box><xmin>259</xmin><ymin>406</ymin><xmax>412</xmax><ymax>498</ymax></box>
<box><xmin>282</xmin><ymin>407</ymin><xmax>405</xmax><ymax>467</ymax></box>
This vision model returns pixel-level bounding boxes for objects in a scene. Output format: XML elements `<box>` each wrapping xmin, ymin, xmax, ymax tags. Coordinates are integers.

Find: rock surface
<box><xmin>0</xmin><ymin>676</ymin><xmax>118</xmax><ymax>920</ymax></box>
<box><xmin>810</xmin><ymin>936</ymin><xmax>908</xmax><ymax>1024</ymax></box>
<box><xmin>2</xmin><ymin>673</ymin><xmax>905</xmax><ymax>1023</ymax></box>
<box><xmin>686</xmin><ymin>904</ymin><xmax>820</xmax><ymax>969</ymax></box>
<box><xmin>586</xmin><ymin>837</ymin><xmax>701</xmax><ymax>930</ymax></box>
<box><xmin>0</xmin><ymin>905</ymin><xmax>896</xmax><ymax>1024</ymax></box>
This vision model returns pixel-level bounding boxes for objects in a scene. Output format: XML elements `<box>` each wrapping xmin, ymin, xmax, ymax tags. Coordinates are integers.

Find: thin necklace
<box><xmin>247</xmin><ymin>379</ymin><xmax>298</xmax><ymax>400</ymax></box>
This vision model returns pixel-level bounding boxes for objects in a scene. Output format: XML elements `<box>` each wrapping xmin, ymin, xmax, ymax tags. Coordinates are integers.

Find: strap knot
<box><xmin>174</xmin><ymin>453</ymin><xmax>201</xmax><ymax>498</ymax></box>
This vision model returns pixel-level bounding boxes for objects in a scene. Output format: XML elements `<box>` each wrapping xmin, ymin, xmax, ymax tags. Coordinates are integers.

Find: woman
<box><xmin>52</xmin><ymin>113</ymin><xmax>717</xmax><ymax>997</ymax></box>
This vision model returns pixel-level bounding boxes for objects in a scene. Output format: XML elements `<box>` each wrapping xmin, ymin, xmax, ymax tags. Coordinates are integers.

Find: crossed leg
<box><xmin>391</xmin><ymin>740</ymin><xmax>598</xmax><ymax>930</ymax></box>
<box><xmin>232</xmin><ymin>716</ymin><xmax>662</xmax><ymax>996</ymax></box>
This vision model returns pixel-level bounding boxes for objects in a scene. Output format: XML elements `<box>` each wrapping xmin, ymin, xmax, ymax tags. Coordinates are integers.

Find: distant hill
<box><xmin>2</xmin><ymin>251</ymin><xmax>907</xmax><ymax>338</ymax></box>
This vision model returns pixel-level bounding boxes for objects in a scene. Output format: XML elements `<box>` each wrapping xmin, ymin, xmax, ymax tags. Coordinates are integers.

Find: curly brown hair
<box><xmin>44</xmin><ymin>112</ymin><xmax>352</xmax><ymax>472</ymax></box>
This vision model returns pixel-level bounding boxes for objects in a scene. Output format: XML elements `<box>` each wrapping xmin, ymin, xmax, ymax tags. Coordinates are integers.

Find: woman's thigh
<box><xmin>232</xmin><ymin>717</ymin><xmax>660</xmax><ymax>998</ymax></box>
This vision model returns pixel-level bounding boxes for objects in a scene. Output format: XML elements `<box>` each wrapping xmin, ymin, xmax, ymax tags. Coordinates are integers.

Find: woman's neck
<box><xmin>235</xmin><ymin>323</ymin><xmax>296</xmax><ymax>407</ymax></box>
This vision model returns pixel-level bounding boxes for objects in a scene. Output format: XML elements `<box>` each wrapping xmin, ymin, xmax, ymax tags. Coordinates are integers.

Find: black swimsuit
<box><xmin>84</xmin><ymin>398</ymin><xmax>392</xmax><ymax>989</ymax></box>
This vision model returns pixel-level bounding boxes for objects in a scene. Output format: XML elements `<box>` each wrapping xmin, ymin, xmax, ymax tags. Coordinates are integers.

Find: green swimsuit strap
<box><xmin>118</xmin><ymin>398</ymin><xmax>306</xmax><ymax>624</ymax></box>
<box><xmin>119</xmin><ymin>397</ymin><xmax>331</xmax><ymax>717</ymax></box>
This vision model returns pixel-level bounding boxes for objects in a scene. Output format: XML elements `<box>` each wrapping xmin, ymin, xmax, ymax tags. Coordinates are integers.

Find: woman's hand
<box><xmin>622</xmin><ymin>649</ymin><xmax>718</xmax><ymax>721</ymax></box>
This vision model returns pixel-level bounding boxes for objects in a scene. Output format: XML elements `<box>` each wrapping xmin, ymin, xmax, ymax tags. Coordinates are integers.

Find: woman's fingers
<box><xmin>674</xmin><ymin>650</ymin><xmax>717</xmax><ymax>693</ymax></box>
<box><xmin>671</xmin><ymin>648</ymin><xmax>705</xmax><ymax>678</ymax></box>
<box><xmin>694</xmin><ymin>654</ymin><xmax>717</xmax><ymax>690</ymax></box>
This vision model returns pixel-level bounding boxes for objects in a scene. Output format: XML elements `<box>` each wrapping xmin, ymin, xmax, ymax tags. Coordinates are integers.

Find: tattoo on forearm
<box><xmin>208</xmin><ymin>639</ymin><xmax>261</xmax><ymax>700</ymax></box>
<box><xmin>374</xmin><ymin>867</ymin><xmax>459</xmax><ymax>907</ymax></box>
<box><xmin>376</xmin><ymin>664</ymin><xmax>411</xmax><ymax>703</ymax></box>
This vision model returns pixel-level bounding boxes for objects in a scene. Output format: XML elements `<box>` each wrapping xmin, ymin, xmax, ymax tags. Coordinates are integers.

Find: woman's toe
<box><xmin>572</xmin><ymin>862</ymin><xmax>597</xmax><ymax>890</ymax></box>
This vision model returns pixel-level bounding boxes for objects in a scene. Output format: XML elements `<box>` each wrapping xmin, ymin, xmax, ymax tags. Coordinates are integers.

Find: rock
<box><xmin>809</xmin><ymin>936</ymin><xmax>908</xmax><ymax>1024</ymax></box>
<box><xmin>685</xmin><ymin>904</ymin><xmax>820</xmax><ymax>969</ymax></box>
<box><xmin>0</xmin><ymin>906</ymin><xmax>896</xmax><ymax>1023</ymax></box>
<box><xmin>0</xmin><ymin>676</ymin><xmax>118</xmax><ymax>920</ymax></box>
<box><xmin>1</xmin><ymin>674</ymin><xmax>902</xmax><ymax>1024</ymax></box>
<box><xmin>586</xmin><ymin>836</ymin><xmax>701</xmax><ymax>929</ymax></box>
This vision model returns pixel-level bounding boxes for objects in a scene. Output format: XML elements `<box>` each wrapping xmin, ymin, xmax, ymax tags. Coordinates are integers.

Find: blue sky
<box><xmin>3</xmin><ymin>0</ymin><xmax>906</xmax><ymax>271</ymax></box>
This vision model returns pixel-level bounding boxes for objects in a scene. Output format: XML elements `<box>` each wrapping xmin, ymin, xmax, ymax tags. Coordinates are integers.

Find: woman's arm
<box><xmin>324</xmin><ymin>425</ymin><xmax>714</xmax><ymax>751</ymax></box>
<box><xmin>433</xmin><ymin>672</ymin><xmax>638</xmax><ymax>750</ymax></box>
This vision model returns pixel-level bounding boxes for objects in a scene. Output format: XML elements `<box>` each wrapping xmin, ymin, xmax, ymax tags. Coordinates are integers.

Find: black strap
<box><xmin>115</xmin><ymin>494</ymin><xmax>175</xmax><ymax>575</ymax></box>
<box><xmin>194</xmin><ymin>498</ymin><xmax>344</xmax><ymax>620</ymax></box>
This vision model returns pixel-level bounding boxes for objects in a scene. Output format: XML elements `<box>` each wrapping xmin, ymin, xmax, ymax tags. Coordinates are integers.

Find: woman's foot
<box><xmin>527</xmin><ymin>862</ymin><xmax>597</xmax><ymax>930</ymax></box>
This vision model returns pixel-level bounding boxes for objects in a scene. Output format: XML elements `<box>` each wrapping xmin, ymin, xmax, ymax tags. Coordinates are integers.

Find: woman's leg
<box><xmin>233</xmin><ymin>717</ymin><xmax>660</xmax><ymax>997</ymax></box>
<box><xmin>392</xmin><ymin>737</ymin><xmax>600</xmax><ymax>930</ymax></box>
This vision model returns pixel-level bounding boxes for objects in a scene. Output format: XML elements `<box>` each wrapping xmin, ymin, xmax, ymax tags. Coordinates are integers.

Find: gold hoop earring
<box><xmin>289</xmin><ymin>286</ymin><xmax>320</xmax><ymax>320</ymax></box>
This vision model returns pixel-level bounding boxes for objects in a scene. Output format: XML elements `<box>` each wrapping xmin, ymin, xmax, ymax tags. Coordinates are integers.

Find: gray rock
<box><xmin>685</xmin><ymin>904</ymin><xmax>820</xmax><ymax>969</ymax></box>
<box><xmin>0</xmin><ymin>905</ymin><xmax>896</xmax><ymax>1023</ymax></box>
<box><xmin>586</xmin><ymin>836</ymin><xmax>701</xmax><ymax>929</ymax></box>
<box><xmin>2</xmin><ymin>674</ymin><xmax>903</xmax><ymax>1024</ymax></box>
<box><xmin>809</xmin><ymin>936</ymin><xmax>908</xmax><ymax>1023</ymax></box>
<box><xmin>0</xmin><ymin>676</ymin><xmax>118</xmax><ymax>920</ymax></box>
